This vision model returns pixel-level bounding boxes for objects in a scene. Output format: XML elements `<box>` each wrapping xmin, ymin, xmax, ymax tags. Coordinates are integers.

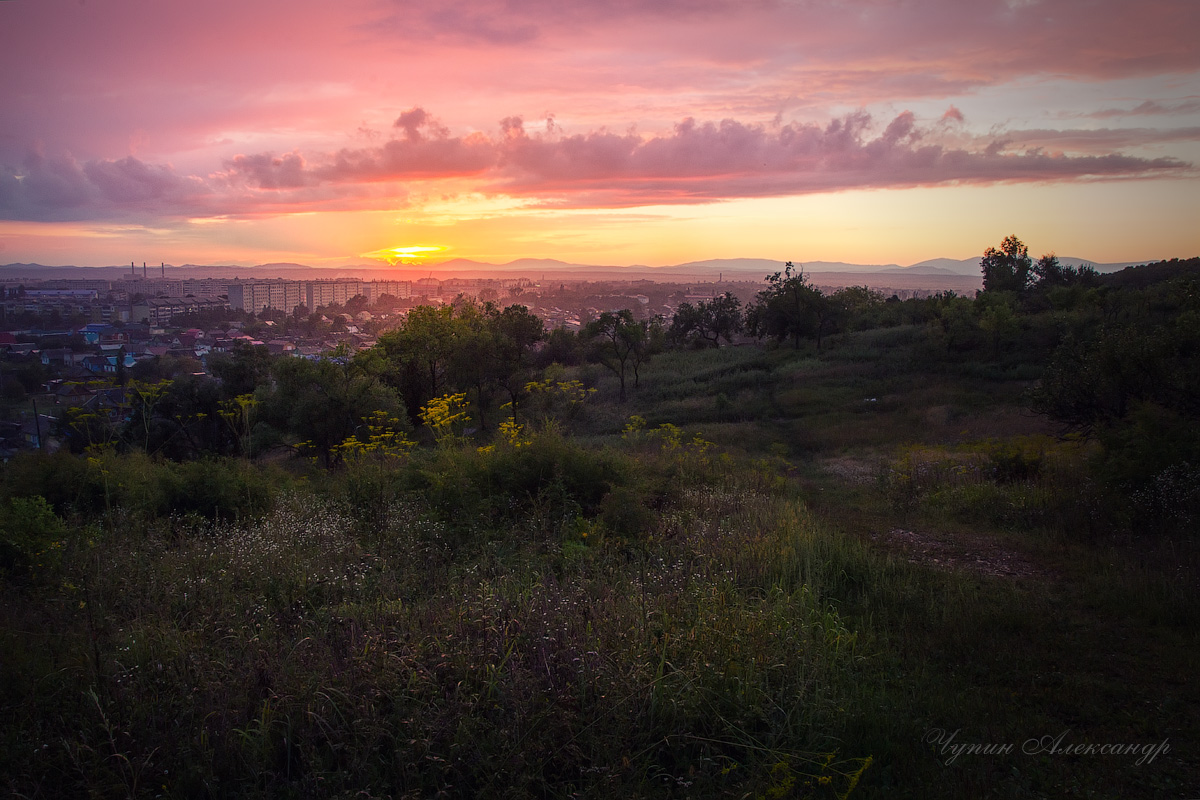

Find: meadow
<box><xmin>3</xmin><ymin>268</ymin><xmax>1199</xmax><ymax>798</ymax></box>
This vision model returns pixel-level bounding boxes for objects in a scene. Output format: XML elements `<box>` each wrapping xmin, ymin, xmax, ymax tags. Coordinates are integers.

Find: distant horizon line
<box><xmin>0</xmin><ymin>254</ymin><xmax>1157</xmax><ymax>276</ymax></box>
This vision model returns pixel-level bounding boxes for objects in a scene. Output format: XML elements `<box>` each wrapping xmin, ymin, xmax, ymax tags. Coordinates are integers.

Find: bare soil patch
<box><xmin>819</xmin><ymin>454</ymin><xmax>882</xmax><ymax>485</ymax></box>
<box><xmin>870</xmin><ymin>526</ymin><xmax>1051</xmax><ymax>580</ymax></box>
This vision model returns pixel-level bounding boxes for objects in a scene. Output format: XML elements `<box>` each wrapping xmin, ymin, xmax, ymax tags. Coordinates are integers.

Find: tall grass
<box><xmin>1</xmin><ymin>440</ymin><xmax>885</xmax><ymax>798</ymax></box>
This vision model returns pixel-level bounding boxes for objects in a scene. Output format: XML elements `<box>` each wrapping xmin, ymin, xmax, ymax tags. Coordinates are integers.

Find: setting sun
<box><xmin>360</xmin><ymin>245</ymin><xmax>448</xmax><ymax>265</ymax></box>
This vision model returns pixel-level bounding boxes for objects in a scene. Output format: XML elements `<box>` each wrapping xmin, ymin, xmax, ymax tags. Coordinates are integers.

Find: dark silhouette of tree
<box><xmin>630</xmin><ymin>315</ymin><xmax>664</xmax><ymax>390</ymax></box>
<box><xmin>115</xmin><ymin>346</ymin><xmax>128</xmax><ymax>387</ymax></box>
<box><xmin>745</xmin><ymin>263</ymin><xmax>828</xmax><ymax>349</ymax></box>
<box><xmin>670</xmin><ymin>292</ymin><xmax>743</xmax><ymax>348</ymax></box>
<box><xmin>536</xmin><ymin>327</ymin><xmax>583</xmax><ymax>368</ymax></box>
<box><xmin>370</xmin><ymin>301</ymin><xmax>545</xmax><ymax>429</ymax></box>
<box><xmin>375</xmin><ymin>304</ymin><xmax>458</xmax><ymax>422</ymax></box>
<box><xmin>1030</xmin><ymin>254</ymin><xmax>1100</xmax><ymax>290</ymax></box>
<box><xmin>582</xmin><ymin>310</ymin><xmax>644</xmax><ymax>402</ymax></box>
<box><xmin>980</xmin><ymin>235</ymin><xmax>1033</xmax><ymax>293</ymax></box>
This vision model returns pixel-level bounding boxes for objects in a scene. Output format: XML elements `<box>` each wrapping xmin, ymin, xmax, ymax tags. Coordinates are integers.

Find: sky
<box><xmin>1</xmin><ymin>0</ymin><xmax>1198</xmax><ymax>270</ymax></box>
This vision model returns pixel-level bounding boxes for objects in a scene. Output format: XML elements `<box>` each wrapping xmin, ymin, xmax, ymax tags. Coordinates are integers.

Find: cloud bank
<box><xmin>2</xmin><ymin>109</ymin><xmax>1192</xmax><ymax>223</ymax></box>
<box><xmin>1</xmin><ymin>0</ymin><xmax>1197</xmax><ymax>264</ymax></box>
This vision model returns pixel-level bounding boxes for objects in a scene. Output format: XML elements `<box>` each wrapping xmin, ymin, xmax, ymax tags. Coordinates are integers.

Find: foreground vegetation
<box><xmin>2</xmin><ymin>248</ymin><xmax>1198</xmax><ymax>798</ymax></box>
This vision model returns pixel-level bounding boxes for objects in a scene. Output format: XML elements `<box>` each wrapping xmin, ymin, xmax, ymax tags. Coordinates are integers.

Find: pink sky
<box><xmin>2</xmin><ymin>0</ymin><xmax>1198</xmax><ymax>268</ymax></box>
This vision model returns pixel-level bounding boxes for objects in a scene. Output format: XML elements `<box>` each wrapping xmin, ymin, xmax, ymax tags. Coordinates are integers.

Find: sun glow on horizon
<box><xmin>361</xmin><ymin>245</ymin><xmax>448</xmax><ymax>265</ymax></box>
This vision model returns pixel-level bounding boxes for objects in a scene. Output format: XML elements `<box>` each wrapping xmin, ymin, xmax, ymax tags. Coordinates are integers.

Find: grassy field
<box><xmin>2</xmin><ymin>325</ymin><xmax>1197</xmax><ymax>798</ymax></box>
<box><xmin>588</xmin><ymin>326</ymin><xmax>1200</xmax><ymax>798</ymax></box>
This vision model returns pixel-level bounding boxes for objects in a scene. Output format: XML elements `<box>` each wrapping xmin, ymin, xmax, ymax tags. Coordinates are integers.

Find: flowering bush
<box><xmin>420</xmin><ymin>392</ymin><xmax>472</xmax><ymax>446</ymax></box>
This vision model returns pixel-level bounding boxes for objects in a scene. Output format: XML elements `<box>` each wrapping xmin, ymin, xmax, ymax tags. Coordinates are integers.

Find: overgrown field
<box><xmin>3</xmin><ymin>324</ymin><xmax>1199</xmax><ymax>798</ymax></box>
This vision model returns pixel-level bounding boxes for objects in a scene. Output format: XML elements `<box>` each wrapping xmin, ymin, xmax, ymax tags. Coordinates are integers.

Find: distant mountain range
<box><xmin>0</xmin><ymin>256</ymin><xmax>1148</xmax><ymax>283</ymax></box>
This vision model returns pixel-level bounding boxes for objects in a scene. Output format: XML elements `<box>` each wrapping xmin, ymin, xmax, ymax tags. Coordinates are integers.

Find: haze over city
<box><xmin>2</xmin><ymin>0</ymin><xmax>1198</xmax><ymax>270</ymax></box>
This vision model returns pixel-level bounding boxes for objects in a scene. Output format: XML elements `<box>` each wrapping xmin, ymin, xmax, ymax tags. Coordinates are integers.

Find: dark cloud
<box><xmin>483</xmin><ymin>112</ymin><xmax>1192</xmax><ymax>204</ymax></box>
<box><xmin>0</xmin><ymin>152</ymin><xmax>204</xmax><ymax>222</ymax></box>
<box><xmin>1085</xmin><ymin>99</ymin><xmax>1200</xmax><ymax>119</ymax></box>
<box><xmin>997</xmin><ymin>126</ymin><xmax>1200</xmax><ymax>152</ymax></box>
<box><xmin>223</xmin><ymin>152</ymin><xmax>311</xmax><ymax>189</ymax></box>
<box><xmin>84</xmin><ymin>156</ymin><xmax>202</xmax><ymax>202</ymax></box>
<box><xmin>2</xmin><ymin>111</ymin><xmax>1193</xmax><ymax>221</ymax></box>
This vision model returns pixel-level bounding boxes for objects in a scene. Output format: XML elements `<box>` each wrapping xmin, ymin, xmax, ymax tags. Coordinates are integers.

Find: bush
<box><xmin>0</xmin><ymin>495</ymin><xmax>68</xmax><ymax>579</ymax></box>
<box><xmin>599</xmin><ymin>485</ymin><xmax>655</xmax><ymax>538</ymax></box>
<box><xmin>160</xmin><ymin>458</ymin><xmax>278</xmax><ymax>521</ymax></box>
<box><xmin>2</xmin><ymin>451</ymin><xmax>279</xmax><ymax>523</ymax></box>
<box><xmin>981</xmin><ymin>437</ymin><xmax>1046</xmax><ymax>483</ymax></box>
<box><xmin>407</xmin><ymin>430</ymin><xmax>635</xmax><ymax>540</ymax></box>
<box><xmin>0</xmin><ymin>450</ymin><xmax>99</xmax><ymax>515</ymax></box>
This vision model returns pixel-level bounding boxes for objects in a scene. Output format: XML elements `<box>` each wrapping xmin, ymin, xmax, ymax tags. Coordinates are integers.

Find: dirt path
<box><xmin>814</xmin><ymin>453</ymin><xmax>1054</xmax><ymax>581</ymax></box>
<box><xmin>868</xmin><ymin>526</ymin><xmax>1051</xmax><ymax>580</ymax></box>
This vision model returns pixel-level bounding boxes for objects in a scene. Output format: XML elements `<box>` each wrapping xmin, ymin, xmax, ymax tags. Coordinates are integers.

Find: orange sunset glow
<box><xmin>1</xmin><ymin>0</ymin><xmax>1197</xmax><ymax>268</ymax></box>
<box><xmin>360</xmin><ymin>245</ymin><xmax>449</xmax><ymax>265</ymax></box>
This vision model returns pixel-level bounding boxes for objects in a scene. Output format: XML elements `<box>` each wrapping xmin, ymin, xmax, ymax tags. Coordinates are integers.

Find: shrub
<box><xmin>599</xmin><ymin>485</ymin><xmax>655</xmax><ymax>538</ymax></box>
<box><xmin>2</xmin><ymin>451</ymin><xmax>279</xmax><ymax>523</ymax></box>
<box><xmin>0</xmin><ymin>450</ymin><xmax>99</xmax><ymax>515</ymax></box>
<box><xmin>407</xmin><ymin>430</ymin><xmax>635</xmax><ymax>540</ymax></box>
<box><xmin>0</xmin><ymin>495</ymin><xmax>68</xmax><ymax>579</ymax></box>
<box><xmin>161</xmin><ymin>458</ymin><xmax>277</xmax><ymax>521</ymax></box>
<box><xmin>979</xmin><ymin>436</ymin><xmax>1047</xmax><ymax>483</ymax></box>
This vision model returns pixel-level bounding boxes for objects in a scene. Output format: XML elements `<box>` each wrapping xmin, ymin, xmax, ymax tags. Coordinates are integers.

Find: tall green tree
<box><xmin>209</xmin><ymin>341</ymin><xmax>275</xmax><ymax>399</ymax></box>
<box><xmin>375</xmin><ymin>304</ymin><xmax>458</xmax><ymax>423</ymax></box>
<box><xmin>1030</xmin><ymin>253</ymin><xmax>1100</xmax><ymax>291</ymax></box>
<box><xmin>258</xmin><ymin>352</ymin><xmax>404</xmax><ymax>467</ymax></box>
<box><xmin>489</xmin><ymin>304</ymin><xmax>546</xmax><ymax>422</ymax></box>
<box><xmin>371</xmin><ymin>300</ymin><xmax>546</xmax><ymax>430</ymax></box>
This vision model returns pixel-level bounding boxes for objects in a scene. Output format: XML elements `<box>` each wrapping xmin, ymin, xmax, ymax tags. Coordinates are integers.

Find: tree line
<box><xmin>45</xmin><ymin>240</ymin><xmax>1199</xmax><ymax>527</ymax></box>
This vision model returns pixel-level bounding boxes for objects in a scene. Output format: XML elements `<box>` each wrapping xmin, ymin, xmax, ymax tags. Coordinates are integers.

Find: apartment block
<box><xmin>362</xmin><ymin>280</ymin><xmax>412</xmax><ymax>301</ymax></box>
<box><xmin>305</xmin><ymin>279</ymin><xmax>363</xmax><ymax>310</ymax></box>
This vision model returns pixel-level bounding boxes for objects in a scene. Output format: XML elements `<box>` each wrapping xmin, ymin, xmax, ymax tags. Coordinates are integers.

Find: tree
<box><xmin>830</xmin><ymin>285</ymin><xmax>885</xmax><ymax>331</ymax></box>
<box><xmin>372</xmin><ymin>294</ymin><xmax>400</xmax><ymax>313</ymax></box>
<box><xmin>977</xmin><ymin>293</ymin><xmax>1020</xmax><ymax>357</ymax></box>
<box><xmin>669</xmin><ymin>292</ymin><xmax>743</xmax><ymax>348</ymax></box>
<box><xmin>1030</xmin><ymin>253</ymin><xmax>1100</xmax><ymax>291</ymax></box>
<box><xmin>368</xmin><ymin>300</ymin><xmax>544</xmax><ymax>432</ymax></box>
<box><xmin>745</xmin><ymin>263</ymin><xmax>828</xmax><ymax>349</ymax></box>
<box><xmin>1029</xmin><ymin>311</ymin><xmax>1200</xmax><ymax>529</ymax></box>
<box><xmin>630</xmin><ymin>315</ymin><xmax>664</xmax><ymax>389</ymax></box>
<box><xmin>489</xmin><ymin>304</ymin><xmax>546</xmax><ymax>422</ymax></box>
<box><xmin>536</xmin><ymin>327</ymin><xmax>583</xmax><ymax>368</ymax></box>
<box><xmin>980</xmin><ymin>235</ymin><xmax>1033</xmax><ymax>293</ymax></box>
<box><xmin>144</xmin><ymin>372</ymin><xmax>232</xmax><ymax>458</ymax></box>
<box><xmin>444</xmin><ymin>300</ymin><xmax>500</xmax><ymax>429</ymax></box>
<box><xmin>257</xmin><ymin>352</ymin><xmax>404</xmax><ymax>467</ymax></box>
<box><xmin>115</xmin><ymin>346</ymin><xmax>127</xmax><ymax>387</ymax></box>
<box><xmin>375</xmin><ymin>304</ymin><xmax>458</xmax><ymax>423</ymax></box>
<box><xmin>582</xmin><ymin>310</ymin><xmax>644</xmax><ymax>402</ymax></box>
<box><xmin>208</xmin><ymin>341</ymin><xmax>274</xmax><ymax>399</ymax></box>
